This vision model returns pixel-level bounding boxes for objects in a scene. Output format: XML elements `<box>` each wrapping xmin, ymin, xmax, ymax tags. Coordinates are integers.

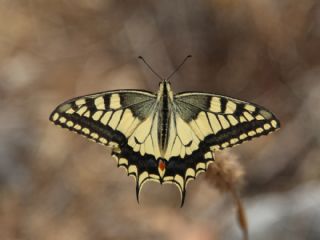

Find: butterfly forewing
<box><xmin>174</xmin><ymin>92</ymin><xmax>280</xmax><ymax>151</ymax></box>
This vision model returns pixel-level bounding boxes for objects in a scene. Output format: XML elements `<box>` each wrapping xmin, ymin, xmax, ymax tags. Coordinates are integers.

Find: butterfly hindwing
<box><xmin>149</xmin><ymin>107</ymin><xmax>215</xmax><ymax>205</ymax></box>
<box><xmin>162</xmin><ymin>147</ymin><xmax>215</xmax><ymax>206</ymax></box>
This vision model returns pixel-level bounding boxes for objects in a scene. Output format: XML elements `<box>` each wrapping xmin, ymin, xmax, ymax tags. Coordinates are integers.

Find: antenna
<box><xmin>138</xmin><ymin>56</ymin><xmax>163</xmax><ymax>80</ymax></box>
<box><xmin>167</xmin><ymin>55</ymin><xmax>192</xmax><ymax>80</ymax></box>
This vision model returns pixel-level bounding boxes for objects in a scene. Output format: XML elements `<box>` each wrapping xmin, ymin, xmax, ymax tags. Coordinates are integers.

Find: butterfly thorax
<box><xmin>157</xmin><ymin>81</ymin><xmax>174</xmax><ymax>156</ymax></box>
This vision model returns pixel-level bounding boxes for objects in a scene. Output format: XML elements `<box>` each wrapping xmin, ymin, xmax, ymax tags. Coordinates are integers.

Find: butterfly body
<box><xmin>50</xmin><ymin>79</ymin><xmax>280</xmax><ymax>206</ymax></box>
<box><xmin>157</xmin><ymin>81</ymin><xmax>172</xmax><ymax>155</ymax></box>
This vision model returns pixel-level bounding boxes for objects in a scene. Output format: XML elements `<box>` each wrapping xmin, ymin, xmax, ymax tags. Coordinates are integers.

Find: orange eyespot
<box><xmin>158</xmin><ymin>160</ymin><xmax>166</xmax><ymax>171</ymax></box>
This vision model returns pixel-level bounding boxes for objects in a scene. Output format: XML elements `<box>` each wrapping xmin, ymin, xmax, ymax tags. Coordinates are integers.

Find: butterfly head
<box><xmin>158</xmin><ymin>80</ymin><xmax>174</xmax><ymax>100</ymax></box>
<box><xmin>159</xmin><ymin>78</ymin><xmax>171</xmax><ymax>85</ymax></box>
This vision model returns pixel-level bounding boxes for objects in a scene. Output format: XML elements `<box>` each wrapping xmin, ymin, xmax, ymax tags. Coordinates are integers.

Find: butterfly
<box><xmin>50</xmin><ymin>56</ymin><xmax>280</xmax><ymax>206</ymax></box>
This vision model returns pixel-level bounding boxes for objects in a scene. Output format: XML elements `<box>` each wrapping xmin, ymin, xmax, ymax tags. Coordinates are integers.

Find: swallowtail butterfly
<box><xmin>50</xmin><ymin>56</ymin><xmax>280</xmax><ymax>206</ymax></box>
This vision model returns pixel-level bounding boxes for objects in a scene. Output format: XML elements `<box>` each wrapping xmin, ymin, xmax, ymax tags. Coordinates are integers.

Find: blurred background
<box><xmin>1</xmin><ymin>0</ymin><xmax>320</xmax><ymax>239</ymax></box>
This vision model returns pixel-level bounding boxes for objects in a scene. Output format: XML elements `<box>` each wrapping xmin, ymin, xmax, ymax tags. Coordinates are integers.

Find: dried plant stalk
<box><xmin>229</xmin><ymin>183</ymin><xmax>248</xmax><ymax>240</ymax></box>
<box><xmin>206</xmin><ymin>151</ymin><xmax>248</xmax><ymax>240</ymax></box>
